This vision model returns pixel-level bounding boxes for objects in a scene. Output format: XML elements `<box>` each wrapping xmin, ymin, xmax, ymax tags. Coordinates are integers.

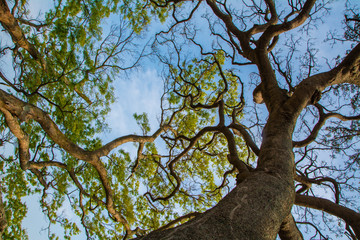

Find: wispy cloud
<box><xmin>105</xmin><ymin>68</ymin><xmax>163</xmax><ymax>140</ymax></box>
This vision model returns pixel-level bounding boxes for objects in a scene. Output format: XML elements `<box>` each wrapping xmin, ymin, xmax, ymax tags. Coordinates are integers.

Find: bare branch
<box><xmin>293</xmin><ymin>104</ymin><xmax>360</xmax><ymax>148</ymax></box>
<box><xmin>205</xmin><ymin>0</ymin><xmax>255</xmax><ymax>60</ymax></box>
<box><xmin>258</xmin><ymin>0</ymin><xmax>316</xmax><ymax>49</ymax></box>
<box><xmin>229</xmin><ymin>122</ymin><xmax>260</xmax><ymax>156</ymax></box>
<box><xmin>156</xmin><ymin>212</ymin><xmax>201</xmax><ymax>232</ymax></box>
<box><xmin>0</xmin><ymin>190</ymin><xmax>7</xmax><ymax>238</ymax></box>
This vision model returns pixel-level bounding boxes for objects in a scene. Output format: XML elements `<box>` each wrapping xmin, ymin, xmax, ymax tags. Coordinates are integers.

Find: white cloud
<box><xmin>27</xmin><ymin>0</ymin><xmax>52</xmax><ymax>19</ymax></box>
<box><xmin>105</xmin><ymin>68</ymin><xmax>163</xmax><ymax>140</ymax></box>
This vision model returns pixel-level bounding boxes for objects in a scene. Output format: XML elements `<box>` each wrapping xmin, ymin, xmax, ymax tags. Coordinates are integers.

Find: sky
<box><xmin>1</xmin><ymin>0</ymin><xmax>358</xmax><ymax>239</ymax></box>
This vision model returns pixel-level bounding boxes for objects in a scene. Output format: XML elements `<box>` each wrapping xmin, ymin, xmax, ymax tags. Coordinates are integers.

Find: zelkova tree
<box><xmin>0</xmin><ymin>0</ymin><xmax>360</xmax><ymax>239</ymax></box>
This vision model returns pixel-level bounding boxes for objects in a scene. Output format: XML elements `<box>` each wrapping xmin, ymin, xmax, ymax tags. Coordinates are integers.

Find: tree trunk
<box><xmin>136</xmin><ymin>171</ymin><xmax>294</xmax><ymax>240</ymax></box>
<box><xmin>136</xmin><ymin>95</ymin><xmax>299</xmax><ymax>239</ymax></box>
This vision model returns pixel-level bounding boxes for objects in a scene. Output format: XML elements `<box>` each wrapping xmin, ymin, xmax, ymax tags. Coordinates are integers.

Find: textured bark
<box><xmin>136</xmin><ymin>81</ymin><xmax>300</xmax><ymax>239</ymax></box>
<box><xmin>136</xmin><ymin>172</ymin><xmax>294</xmax><ymax>240</ymax></box>
<box><xmin>278</xmin><ymin>214</ymin><xmax>303</xmax><ymax>240</ymax></box>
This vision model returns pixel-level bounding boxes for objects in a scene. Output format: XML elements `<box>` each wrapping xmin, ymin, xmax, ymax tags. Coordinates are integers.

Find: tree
<box><xmin>0</xmin><ymin>0</ymin><xmax>360</xmax><ymax>239</ymax></box>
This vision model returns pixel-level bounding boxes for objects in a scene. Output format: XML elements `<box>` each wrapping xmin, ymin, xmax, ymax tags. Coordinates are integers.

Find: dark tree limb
<box><xmin>247</xmin><ymin>0</ymin><xmax>278</xmax><ymax>35</ymax></box>
<box><xmin>205</xmin><ymin>0</ymin><xmax>255</xmax><ymax>60</ymax></box>
<box><xmin>293</xmin><ymin>104</ymin><xmax>360</xmax><ymax>148</ymax></box>
<box><xmin>258</xmin><ymin>0</ymin><xmax>316</xmax><ymax>49</ymax></box>
<box><xmin>0</xmin><ymin>0</ymin><xmax>44</xmax><ymax>66</ymax></box>
<box><xmin>145</xmin><ymin>125</ymin><xmax>220</xmax><ymax>202</ymax></box>
<box><xmin>156</xmin><ymin>212</ymin><xmax>201</xmax><ymax>232</ymax></box>
<box><xmin>229</xmin><ymin>122</ymin><xmax>260</xmax><ymax>156</ymax></box>
<box><xmin>278</xmin><ymin>214</ymin><xmax>304</xmax><ymax>240</ymax></box>
<box><xmin>286</xmin><ymin>42</ymin><xmax>360</xmax><ymax>117</ymax></box>
<box><xmin>295</xmin><ymin>194</ymin><xmax>360</xmax><ymax>239</ymax></box>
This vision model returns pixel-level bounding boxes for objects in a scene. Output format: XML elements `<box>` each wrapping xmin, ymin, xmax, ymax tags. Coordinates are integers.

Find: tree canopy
<box><xmin>0</xmin><ymin>0</ymin><xmax>360</xmax><ymax>239</ymax></box>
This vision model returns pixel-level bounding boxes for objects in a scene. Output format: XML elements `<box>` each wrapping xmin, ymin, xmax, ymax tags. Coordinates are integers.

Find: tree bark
<box><xmin>136</xmin><ymin>62</ymin><xmax>301</xmax><ymax>239</ymax></box>
<box><xmin>136</xmin><ymin>172</ymin><xmax>294</xmax><ymax>240</ymax></box>
<box><xmin>278</xmin><ymin>214</ymin><xmax>303</xmax><ymax>240</ymax></box>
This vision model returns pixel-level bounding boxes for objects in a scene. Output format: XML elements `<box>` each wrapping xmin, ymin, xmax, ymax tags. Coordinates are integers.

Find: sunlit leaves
<box><xmin>120</xmin><ymin>0</ymin><xmax>170</xmax><ymax>33</ymax></box>
<box><xmin>1</xmin><ymin>158</ymin><xmax>31</xmax><ymax>239</ymax></box>
<box><xmin>134</xmin><ymin>112</ymin><xmax>151</xmax><ymax>135</ymax></box>
<box><xmin>128</xmin><ymin>48</ymin><xmax>249</xmax><ymax>231</ymax></box>
<box><xmin>9</xmin><ymin>0</ymin><xmax>138</xmax><ymax>149</ymax></box>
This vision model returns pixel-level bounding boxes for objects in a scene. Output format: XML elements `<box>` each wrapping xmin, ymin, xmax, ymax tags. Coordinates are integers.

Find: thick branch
<box><xmin>278</xmin><ymin>214</ymin><xmax>304</xmax><ymax>240</ymax></box>
<box><xmin>0</xmin><ymin>0</ymin><xmax>44</xmax><ymax>65</ymax></box>
<box><xmin>0</xmin><ymin>190</ymin><xmax>7</xmax><ymax>240</ymax></box>
<box><xmin>247</xmin><ymin>0</ymin><xmax>278</xmax><ymax>36</ymax></box>
<box><xmin>295</xmin><ymin>194</ymin><xmax>360</xmax><ymax>238</ymax></box>
<box><xmin>0</xmin><ymin>89</ymin><xmax>168</xmax><ymax>161</ymax></box>
<box><xmin>0</xmin><ymin>89</ymin><xmax>89</xmax><ymax>160</ymax></box>
<box><xmin>255</xmin><ymin>49</ymin><xmax>287</xmax><ymax>112</ymax></box>
<box><xmin>229</xmin><ymin>122</ymin><xmax>260</xmax><ymax>156</ymax></box>
<box><xmin>293</xmin><ymin>104</ymin><xmax>360</xmax><ymax>148</ymax></box>
<box><xmin>93</xmin><ymin>126</ymin><xmax>169</xmax><ymax>158</ymax></box>
<box><xmin>205</xmin><ymin>0</ymin><xmax>255</xmax><ymax>60</ymax></box>
<box><xmin>287</xmin><ymin>42</ymin><xmax>360</xmax><ymax>116</ymax></box>
<box><xmin>0</xmin><ymin>104</ymin><xmax>30</xmax><ymax>170</ymax></box>
<box><xmin>257</xmin><ymin>0</ymin><xmax>316</xmax><ymax>49</ymax></box>
<box><xmin>221</xmin><ymin>126</ymin><xmax>249</xmax><ymax>173</ymax></box>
